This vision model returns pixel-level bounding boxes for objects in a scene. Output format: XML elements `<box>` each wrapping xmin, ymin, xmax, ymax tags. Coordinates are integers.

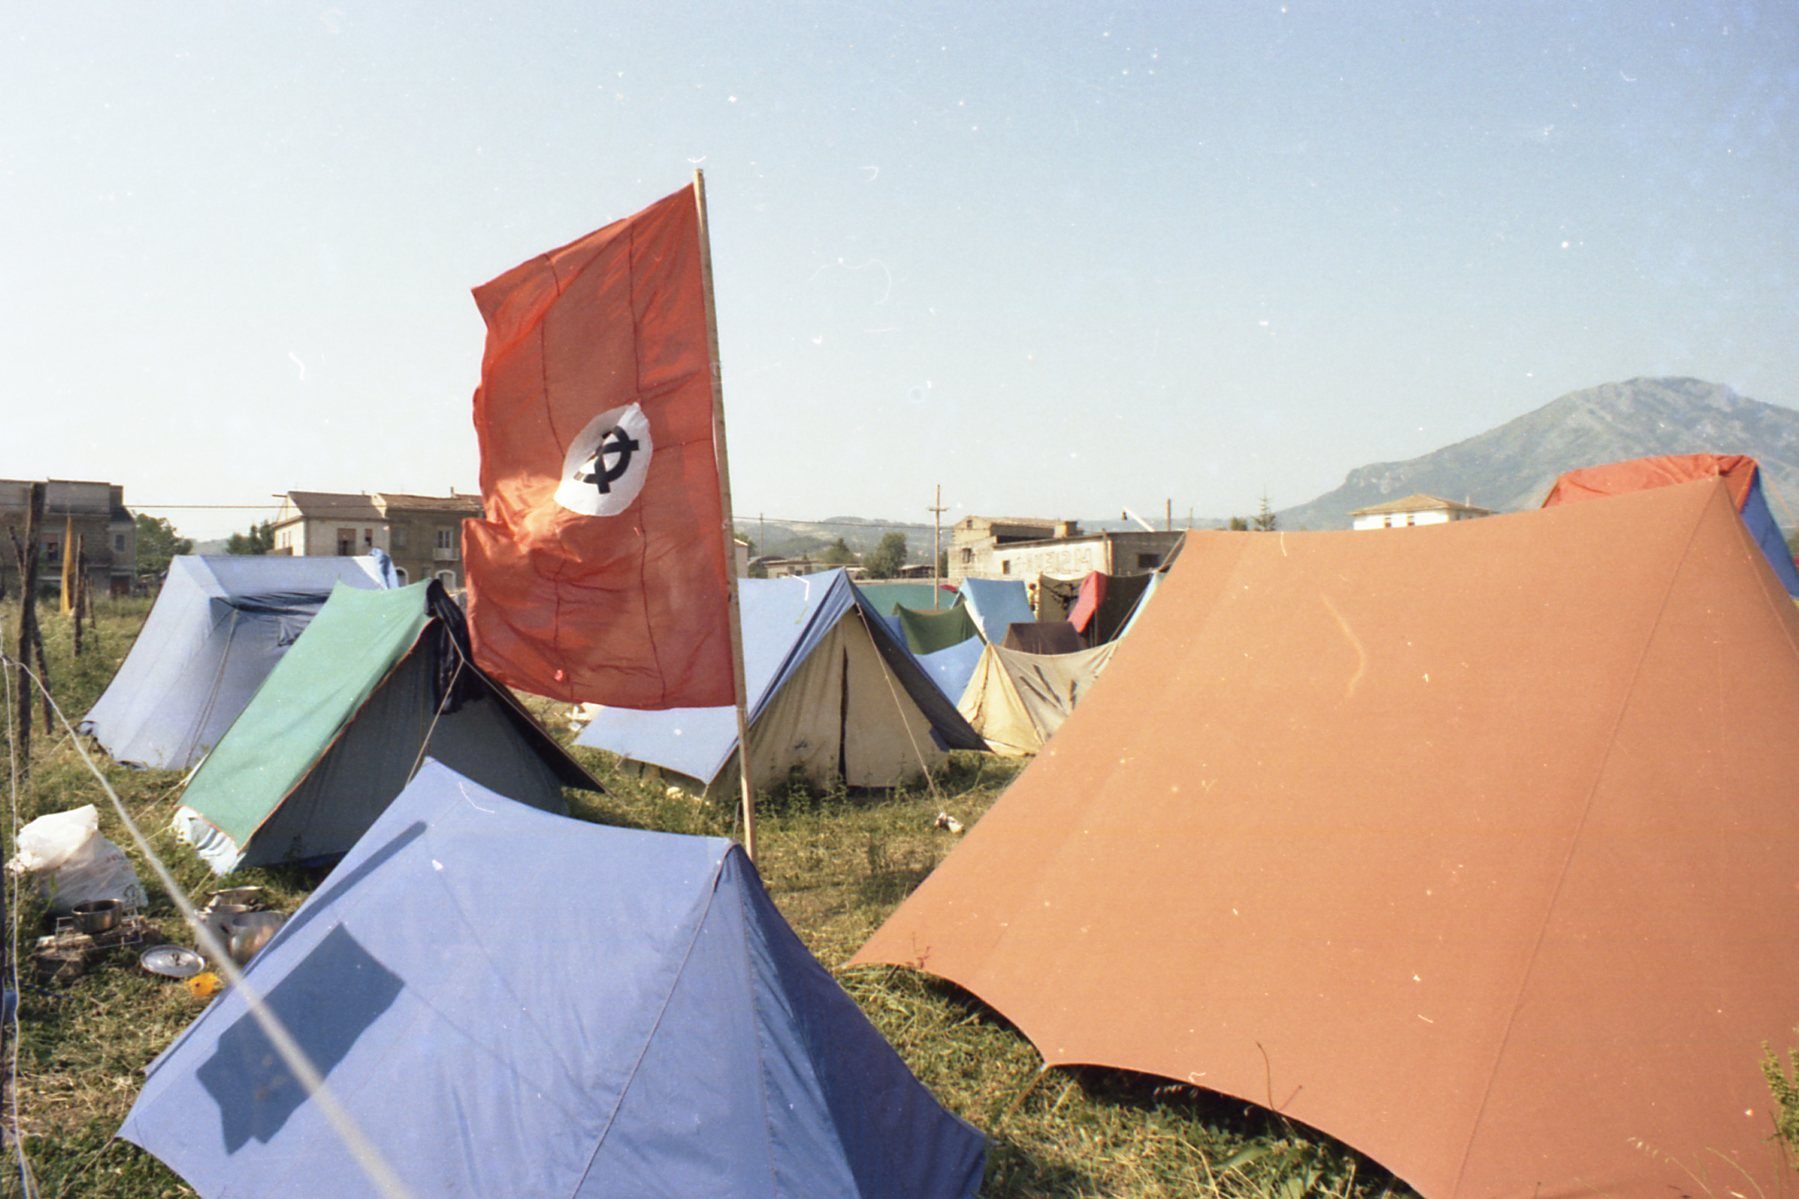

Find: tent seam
<box><xmin>181</xmin><ymin>605</ymin><xmax>242</xmax><ymax>769</ymax></box>
<box><xmin>731</xmin><ymin>858</ymin><xmax>787</xmax><ymax>1199</ymax></box>
<box><xmin>567</xmin><ymin>848</ymin><xmax>730</xmax><ymax>1197</ymax></box>
<box><xmin>1445</xmin><ymin>483</ymin><xmax>1717</xmax><ymax>1197</ymax></box>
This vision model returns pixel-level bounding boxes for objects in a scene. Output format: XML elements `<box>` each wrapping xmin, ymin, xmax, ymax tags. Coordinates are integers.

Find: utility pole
<box><xmin>929</xmin><ymin>484</ymin><xmax>948</xmax><ymax>609</ymax></box>
<box><xmin>10</xmin><ymin>482</ymin><xmax>45</xmax><ymax>754</ymax></box>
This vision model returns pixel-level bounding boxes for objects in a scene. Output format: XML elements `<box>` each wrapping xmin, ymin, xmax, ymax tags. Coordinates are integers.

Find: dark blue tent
<box><xmin>80</xmin><ymin>553</ymin><xmax>397</xmax><ymax>770</ymax></box>
<box><xmin>121</xmin><ymin>760</ymin><xmax>985</xmax><ymax>1198</ymax></box>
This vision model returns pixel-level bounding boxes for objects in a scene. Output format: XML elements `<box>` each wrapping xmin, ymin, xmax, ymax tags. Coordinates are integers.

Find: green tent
<box><xmin>894</xmin><ymin>603</ymin><xmax>982</xmax><ymax>655</ymax></box>
<box><xmin>174</xmin><ymin>581</ymin><xmax>599</xmax><ymax>874</ymax></box>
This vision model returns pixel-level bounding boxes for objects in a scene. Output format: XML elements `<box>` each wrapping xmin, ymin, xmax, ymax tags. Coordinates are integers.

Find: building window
<box><xmin>394</xmin><ymin>567</ymin><xmax>409</xmax><ymax>584</ymax></box>
<box><xmin>113</xmin><ymin>533</ymin><xmax>126</xmax><ymax>553</ymax></box>
<box><xmin>1136</xmin><ymin>553</ymin><xmax>1160</xmax><ymax>569</ymax></box>
<box><xmin>336</xmin><ymin>528</ymin><xmax>355</xmax><ymax>555</ymax></box>
<box><xmin>43</xmin><ymin>539</ymin><xmax>60</xmax><ymax>562</ymax></box>
<box><xmin>435</xmin><ymin>528</ymin><xmax>453</xmax><ymax>550</ymax></box>
<box><xmin>435</xmin><ymin>570</ymin><xmax>456</xmax><ymax>589</ymax></box>
<box><xmin>363</xmin><ymin>528</ymin><xmax>374</xmax><ymax>548</ymax></box>
<box><xmin>392</xmin><ymin>526</ymin><xmax>408</xmax><ymax>550</ymax></box>
<box><xmin>1000</xmin><ymin>560</ymin><xmax>1011</xmax><ymax>575</ymax></box>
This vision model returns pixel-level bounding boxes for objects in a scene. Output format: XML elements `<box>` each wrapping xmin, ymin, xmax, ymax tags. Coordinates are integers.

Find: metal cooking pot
<box><xmin>72</xmin><ymin>899</ymin><xmax>122</xmax><ymax>935</ymax></box>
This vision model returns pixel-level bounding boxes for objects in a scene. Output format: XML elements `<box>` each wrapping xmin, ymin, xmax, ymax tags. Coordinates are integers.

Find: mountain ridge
<box><xmin>1277</xmin><ymin>377</ymin><xmax>1799</xmax><ymax>531</ymax></box>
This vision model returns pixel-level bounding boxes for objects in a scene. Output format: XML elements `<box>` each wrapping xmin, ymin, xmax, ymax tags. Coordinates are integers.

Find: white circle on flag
<box><xmin>554</xmin><ymin>403</ymin><xmax>654</xmax><ymax>517</ymax></box>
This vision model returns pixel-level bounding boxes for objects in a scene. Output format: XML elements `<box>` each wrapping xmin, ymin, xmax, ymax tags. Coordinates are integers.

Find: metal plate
<box><xmin>140</xmin><ymin>945</ymin><xmax>206</xmax><ymax>979</ymax></box>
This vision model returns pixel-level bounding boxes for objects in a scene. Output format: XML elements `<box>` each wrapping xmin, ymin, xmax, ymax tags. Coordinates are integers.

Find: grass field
<box><xmin>0</xmin><ymin>597</ymin><xmax>1410</xmax><ymax>1199</ymax></box>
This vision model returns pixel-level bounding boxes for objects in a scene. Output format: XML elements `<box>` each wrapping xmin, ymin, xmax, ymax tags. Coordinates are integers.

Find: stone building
<box><xmin>950</xmin><ymin>514</ymin><xmax>1182</xmax><ymax>582</ymax></box>
<box><xmin>0</xmin><ymin>479</ymin><xmax>136</xmax><ymax>597</ymax></box>
<box><xmin>270</xmin><ymin>490</ymin><xmax>484</xmax><ymax>589</ymax></box>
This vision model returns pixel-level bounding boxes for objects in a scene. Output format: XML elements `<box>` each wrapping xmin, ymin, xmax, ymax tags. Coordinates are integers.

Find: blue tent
<box><xmin>1117</xmin><ymin>570</ymin><xmax>1165</xmax><ymax>640</ymax></box>
<box><xmin>578</xmin><ymin>570</ymin><xmax>984</xmax><ymax>793</ymax></box>
<box><xmin>957</xmin><ymin>578</ymin><xmax>1035</xmax><ymax>644</ymax></box>
<box><xmin>1739</xmin><ymin>472</ymin><xmax>1799</xmax><ymax>596</ymax></box>
<box><xmin>916</xmin><ymin>637</ymin><xmax>988</xmax><ymax>705</ymax></box>
<box><xmin>121</xmin><ymin>761</ymin><xmax>986</xmax><ymax>1198</ymax></box>
<box><xmin>80</xmin><ymin>553</ymin><xmax>397</xmax><ymax>770</ymax></box>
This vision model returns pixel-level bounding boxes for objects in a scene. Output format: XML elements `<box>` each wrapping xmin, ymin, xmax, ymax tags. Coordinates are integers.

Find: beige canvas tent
<box><xmin>577</xmin><ymin>570</ymin><xmax>984</xmax><ymax>796</ymax></box>
<box><xmin>858</xmin><ymin>479</ymin><xmax>1799</xmax><ymax>1199</ymax></box>
<box><xmin>956</xmin><ymin>642</ymin><xmax>1117</xmax><ymax>756</ymax></box>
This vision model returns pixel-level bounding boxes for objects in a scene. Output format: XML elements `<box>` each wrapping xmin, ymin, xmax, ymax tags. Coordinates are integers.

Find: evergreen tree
<box><xmin>1252</xmin><ymin>493</ymin><xmax>1278</xmax><ymax>532</ymax></box>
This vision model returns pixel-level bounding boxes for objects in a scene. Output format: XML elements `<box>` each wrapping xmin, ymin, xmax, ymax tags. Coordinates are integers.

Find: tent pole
<box><xmin>693</xmin><ymin>168</ymin><xmax>758</xmax><ymax>863</ymax></box>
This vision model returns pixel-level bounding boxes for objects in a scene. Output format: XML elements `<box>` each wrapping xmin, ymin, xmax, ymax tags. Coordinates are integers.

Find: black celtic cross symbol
<box><xmin>575</xmin><ymin>426</ymin><xmax>641</xmax><ymax>494</ymax></box>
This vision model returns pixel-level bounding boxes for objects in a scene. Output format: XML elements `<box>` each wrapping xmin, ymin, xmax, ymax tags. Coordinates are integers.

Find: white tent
<box><xmin>956</xmin><ymin>641</ymin><xmax>1117</xmax><ymax>756</ymax></box>
<box><xmin>579</xmin><ymin>571</ymin><xmax>985</xmax><ymax>795</ymax></box>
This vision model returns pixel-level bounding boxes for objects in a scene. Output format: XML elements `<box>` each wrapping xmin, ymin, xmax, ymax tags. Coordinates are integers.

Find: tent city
<box><xmin>4</xmin><ymin>5</ymin><xmax>1798</xmax><ymax>1198</ymax></box>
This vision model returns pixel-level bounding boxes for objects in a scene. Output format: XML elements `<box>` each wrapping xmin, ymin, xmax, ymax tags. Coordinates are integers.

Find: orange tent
<box><xmin>1542</xmin><ymin>452</ymin><xmax>1799</xmax><ymax>597</ymax></box>
<box><xmin>1541</xmin><ymin>451</ymin><xmax>1761</xmax><ymax>509</ymax></box>
<box><xmin>855</xmin><ymin>478</ymin><xmax>1799</xmax><ymax>1199</ymax></box>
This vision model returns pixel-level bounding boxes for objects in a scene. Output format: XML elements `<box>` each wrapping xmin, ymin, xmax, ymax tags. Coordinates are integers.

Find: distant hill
<box><xmin>735</xmin><ymin>516</ymin><xmax>934</xmax><ymax>562</ymax></box>
<box><xmin>1279</xmin><ymin>377</ymin><xmax>1799</xmax><ymax>531</ymax></box>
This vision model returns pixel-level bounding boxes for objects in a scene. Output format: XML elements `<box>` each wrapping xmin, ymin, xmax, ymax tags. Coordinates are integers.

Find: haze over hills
<box><xmin>178</xmin><ymin>378</ymin><xmax>1799</xmax><ymax>563</ymax></box>
<box><xmin>1277</xmin><ymin>377</ymin><xmax>1799</xmax><ymax>532</ymax></box>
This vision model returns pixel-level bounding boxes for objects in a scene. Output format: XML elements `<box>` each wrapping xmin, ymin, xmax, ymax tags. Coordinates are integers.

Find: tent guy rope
<box><xmin>3</xmin><ymin>655</ymin><xmax>39</xmax><ymax>1198</ymax></box>
<box><xmin>0</xmin><ymin>651</ymin><xmax>415</xmax><ymax>1199</ymax></box>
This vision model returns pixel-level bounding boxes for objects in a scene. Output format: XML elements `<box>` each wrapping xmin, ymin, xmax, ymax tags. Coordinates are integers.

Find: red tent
<box><xmin>1542</xmin><ymin>453</ymin><xmax>1799</xmax><ymax>596</ymax></box>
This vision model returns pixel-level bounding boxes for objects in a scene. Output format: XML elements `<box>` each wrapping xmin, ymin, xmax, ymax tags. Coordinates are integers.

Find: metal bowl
<box><xmin>71</xmin><ymin>899</ymin><xmax>122</xmax><ymax>934</ymax></box>
<box><xmin>224</xmin><ymin>912</ymin><xmax>286</xmax><ymax>966</ymax></box>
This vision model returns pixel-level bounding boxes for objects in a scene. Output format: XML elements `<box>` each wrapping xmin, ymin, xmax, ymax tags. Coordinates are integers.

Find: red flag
<box><xmin>462</xmin><ymin>184</ymin><xmax>734</xmax><ymax>707</ymax></box>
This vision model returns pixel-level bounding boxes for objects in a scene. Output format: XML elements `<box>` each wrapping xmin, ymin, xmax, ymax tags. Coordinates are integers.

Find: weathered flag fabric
<box><xmin>462</xmin><ymin>184</ymin><xmax>734</xmax><ymax>707</ymax></box>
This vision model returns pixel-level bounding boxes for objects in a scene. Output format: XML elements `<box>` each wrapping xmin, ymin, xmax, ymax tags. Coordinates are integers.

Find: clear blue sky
<box><xmin>4</xmin><ymin>1</ymin><xmax>1794</xmax><ymax>539</ymax></box>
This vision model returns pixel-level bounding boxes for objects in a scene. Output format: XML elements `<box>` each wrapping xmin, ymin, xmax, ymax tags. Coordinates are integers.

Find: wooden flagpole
<box><xmin>692</xmin><ymin>168</ymin><xmax>759</xmax><ymax>862</ymax></box>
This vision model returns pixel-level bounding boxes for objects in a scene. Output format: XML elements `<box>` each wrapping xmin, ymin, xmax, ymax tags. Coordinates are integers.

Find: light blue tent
<box><xmin>120</xmin><ymin>761</ymin><xmax>986</xmax><ymax>1198</ymax></box>
<box><xmin>916</xmin><ymin>636</ymin><xmax>988</xmax><ymax>705</ymax></box>
<box><xmin>79</xmin><ymin>553</ymin><xmax>397</xmax><ymax>770</ymax></box>
<box><xmin>1117</xmin><ymin>570</ymin><xmax>1165</xmax><ymax>640</ymax></box>
<box><xmin>957</xmin><ymin>578</ymin><xmax>1035</xmax><ymax>644</ymax></box>
<box><xmin>578</xmin><ymin>570</ymin><xmax>984</xmax><ymax>795</ymax></box>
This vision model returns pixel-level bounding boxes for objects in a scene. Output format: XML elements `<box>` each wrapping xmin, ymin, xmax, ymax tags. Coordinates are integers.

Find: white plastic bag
<box><xmin>8</xmin><ymin>804</ymin><xmax>147</xmax><ymax>914</ymax></box>
<box><xmin>10</xmin><ymin>804</ymin><xmax>100</xmax><ymax>873</ymax></box>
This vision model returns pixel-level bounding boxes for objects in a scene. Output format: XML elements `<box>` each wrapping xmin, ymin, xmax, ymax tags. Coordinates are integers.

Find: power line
<box><xmin>125</xmin><ymin>503</ymin><xmax>934</xmax><ymax>533</ymax></box>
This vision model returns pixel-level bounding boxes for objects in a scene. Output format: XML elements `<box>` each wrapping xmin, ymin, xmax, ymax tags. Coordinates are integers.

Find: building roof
<box><xmin>957</xmin><ymin>515</ymin><xmax>1064</xmax><ymax>531</ymax></box>
<box><xmin>375</xmin><ymin>492</ymin><xmax>484</xmax><ymax>515</ymax></box>
<box><xmin>1349</xmin><ymin>492</ymin><xmax>1493</xmax><ymax>517</ymax></box>
<box><xmin>278</xmin><ymin>491</ymin><xmax>386</xmax><ymax>524</ymax></box>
